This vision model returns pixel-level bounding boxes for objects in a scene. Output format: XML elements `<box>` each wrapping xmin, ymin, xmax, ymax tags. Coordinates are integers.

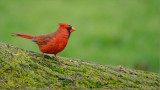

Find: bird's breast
<box><xmin>39</xmin><ymin>37</ymin><xmax>68</xmax><ymax>54</ymax></box>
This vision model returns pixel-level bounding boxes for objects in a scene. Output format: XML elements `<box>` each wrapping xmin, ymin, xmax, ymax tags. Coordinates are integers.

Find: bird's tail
<box><xmin>12</xmin><ymin>33</ymin><xmax>35</xmax><ymax>39</ymax></box>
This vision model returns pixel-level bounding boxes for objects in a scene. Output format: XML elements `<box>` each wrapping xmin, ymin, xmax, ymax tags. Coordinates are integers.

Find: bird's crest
<box><xmin>58</xmin><ymin>23</ymin><xmax>70</xmax><ymax>28</ymax></box>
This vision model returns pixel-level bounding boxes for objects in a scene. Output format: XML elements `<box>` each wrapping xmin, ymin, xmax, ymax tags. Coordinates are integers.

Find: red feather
<box><xmin>12</xmin><ymin>23</ymin><xmax>75</xmax><ymax>58</ymax></box>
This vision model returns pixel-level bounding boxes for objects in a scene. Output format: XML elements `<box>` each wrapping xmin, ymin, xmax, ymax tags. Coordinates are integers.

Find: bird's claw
<box><xmin>42</xmin><ymin>55</ymin><xmax>45</xmax><ymax>61</ymax></box>
<box><xmin>55</xmin><ymin>56</ymin><xmax>61</xmax><ymax>65</ymax></box>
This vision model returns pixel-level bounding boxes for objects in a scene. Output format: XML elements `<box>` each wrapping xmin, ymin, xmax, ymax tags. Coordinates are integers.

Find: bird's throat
<box><xmin>67</xmin><ymin>30</ymin><xmax>71</xmax><ymax>39</ymax></box>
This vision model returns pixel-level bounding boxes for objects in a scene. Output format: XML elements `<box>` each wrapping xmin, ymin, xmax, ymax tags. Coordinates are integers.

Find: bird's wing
<box><xmin>33</xmin><ymin>33</ymin><xmax>56</xmax><ymax>45</ymax></box>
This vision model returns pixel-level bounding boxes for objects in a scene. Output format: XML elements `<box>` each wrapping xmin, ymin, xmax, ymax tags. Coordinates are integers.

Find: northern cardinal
<box><xmin>12</xmin><ymin>23</ymin><xmax>76</xmax><ymax>65</ymax></box>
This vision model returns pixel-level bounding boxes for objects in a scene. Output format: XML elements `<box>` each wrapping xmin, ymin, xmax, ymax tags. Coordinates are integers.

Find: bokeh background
<box><xmin>0</xmin><ymin>0</ymin><xmax>159</xmax><ymax>73</ymax></box>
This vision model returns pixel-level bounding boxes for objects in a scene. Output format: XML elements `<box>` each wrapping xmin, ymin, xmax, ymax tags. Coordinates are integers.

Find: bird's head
<box><xmin>58</xmin><ymin>23</ymin><xmax>76</xmax><ymax>33</ymax></box>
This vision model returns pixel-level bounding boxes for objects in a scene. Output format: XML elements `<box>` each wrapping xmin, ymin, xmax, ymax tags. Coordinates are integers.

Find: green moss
<box><xmin>0</xmin><ymin>42</ymin><xmax>160</xmax><ymax>89</ymax></box>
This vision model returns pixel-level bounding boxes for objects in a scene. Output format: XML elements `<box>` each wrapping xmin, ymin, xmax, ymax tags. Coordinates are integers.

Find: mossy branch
<box><xmin>0</xmin><ymin>42</ymin><xmax>159</xmax><ymax>89</ymax></box>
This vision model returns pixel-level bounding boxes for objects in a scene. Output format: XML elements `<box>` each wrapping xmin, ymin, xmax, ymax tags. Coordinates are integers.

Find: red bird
<box><xmin>12</xmin><ymin>23</ymin><xmax>76</xmax><ymax>65</ymax></box>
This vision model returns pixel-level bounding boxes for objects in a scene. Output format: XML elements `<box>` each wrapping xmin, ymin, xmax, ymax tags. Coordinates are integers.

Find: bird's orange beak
<box><xmin>71</xmin><ymin>27</ymin><xmax>76</xmax><ymax>32</ymax></box>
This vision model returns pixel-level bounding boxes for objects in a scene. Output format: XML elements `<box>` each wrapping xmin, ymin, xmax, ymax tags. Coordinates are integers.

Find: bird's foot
<box><xmin>42</xmin><ymin>53</ymin><xmax>45</xmax><ymax>61</ymax></box>
<box><xmin>42</xmin><ymin>56</ymin><xmax>45</xmax><ymax>61</ymax></box>
<box><xmin>55</xmin><ymin>56</ymin><xmax>61</xmax><ymax>65</ymax></box>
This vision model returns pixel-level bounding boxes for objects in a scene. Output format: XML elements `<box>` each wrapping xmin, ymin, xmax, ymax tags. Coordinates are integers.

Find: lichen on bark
<box><xmin>0</xmin><ymin>42</ymin><xmax>159</xmax><ymax>89</ymax></box>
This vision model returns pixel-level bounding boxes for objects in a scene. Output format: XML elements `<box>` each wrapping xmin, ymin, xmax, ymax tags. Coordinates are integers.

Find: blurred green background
<box><xmin>0</xmin><ymin>0</ymin><xmax>159</xmax><ymax>73</ymax></box>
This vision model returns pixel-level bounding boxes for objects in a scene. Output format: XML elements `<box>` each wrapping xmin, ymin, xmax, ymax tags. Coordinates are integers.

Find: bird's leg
<box><xmin>54</xmin><ymin>54</ymin><xmax>61</xmax><ymax>65</ymax></box>
<box><xmin>42</xmin><ymin>53</ymin><xmax>45</xmax><ymax>60</ymax></box>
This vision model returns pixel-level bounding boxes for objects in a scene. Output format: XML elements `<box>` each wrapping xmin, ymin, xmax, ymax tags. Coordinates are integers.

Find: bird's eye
<box><xmin>66</xmin><ymin>26</ymin><xmax>72</xmax><ymax>31</ymax></box>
